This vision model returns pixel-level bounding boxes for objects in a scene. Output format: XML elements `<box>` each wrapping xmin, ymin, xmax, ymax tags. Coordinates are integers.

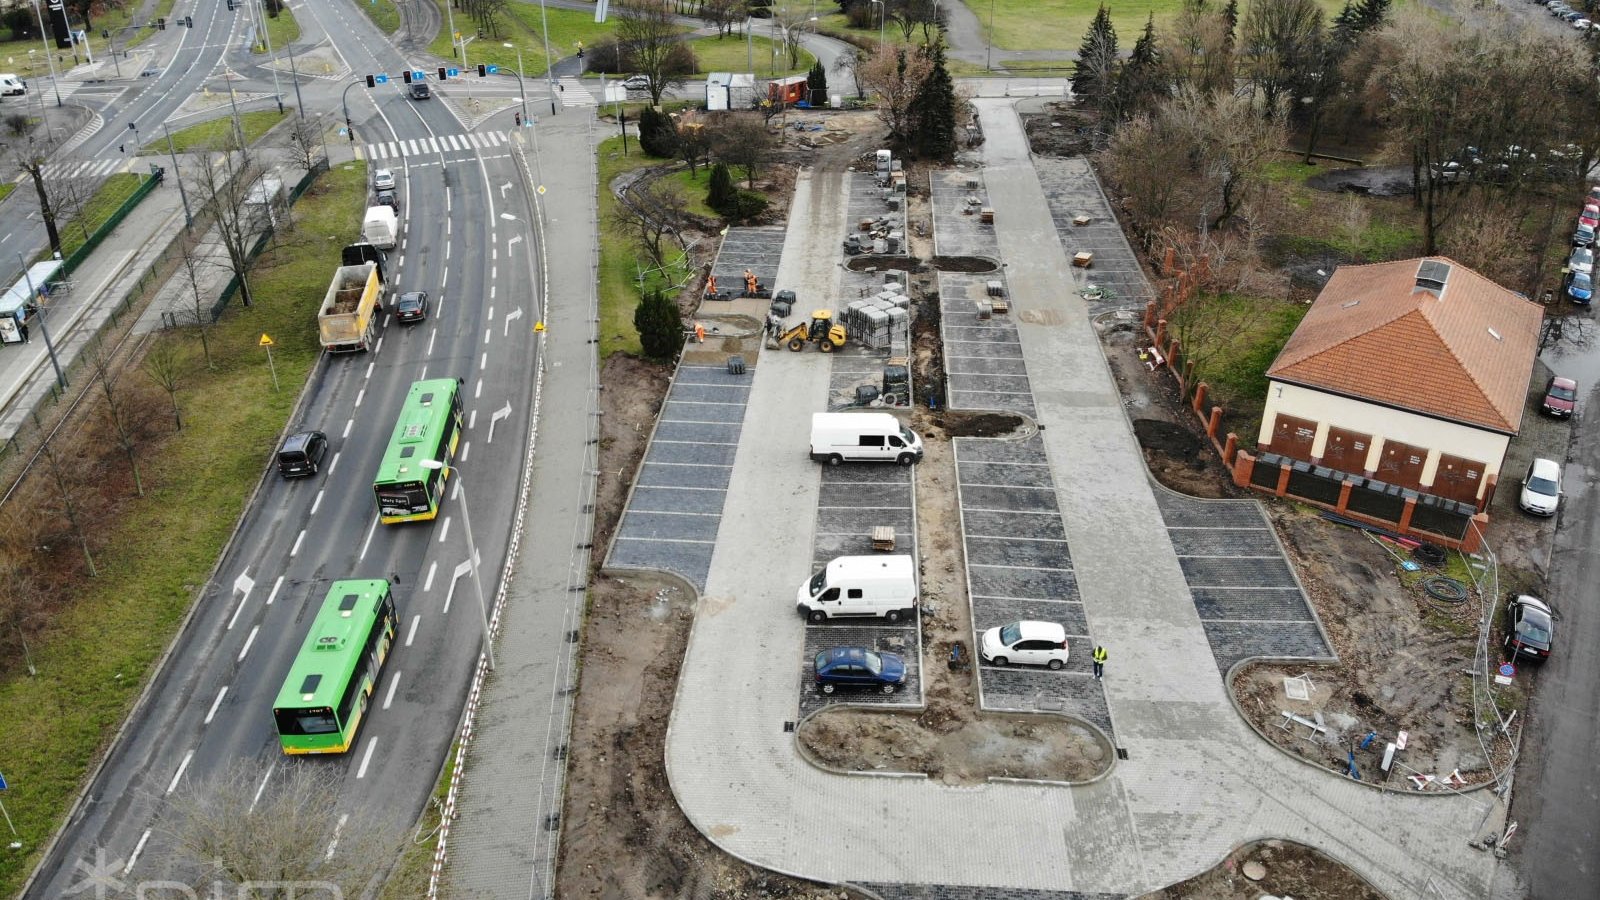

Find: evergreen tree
<box><xmin>1221</xmin><ymin>0</ymin><xmax>1239</xmax><ymax>51</ymax></box>
<box><xmin>707</xmin><ymin>163</ymin><xmax>736</xmax><ymax>215</ymax></box>
<box><xmin>637</xmin><ymin>106</ymin><xmax>679</xmax><ymax>158</ymax></box>
<box><xmin>1352</xmin><ymin>0</ymin><xmax>1390</xmax><ymax>31</ymax></box>
<box><xmin>1071</xmin><ymin>5</ymin><xmax>1119</xmax><ymax>112</ymax></box>
<box><xmin>634</xmin><ymin>289</ymin><xmax>683</xmax><ymax>360</ymax></box>
<box><xmin>807</xmin><ymin>61</ymin><xmax>828</xmax><ymax>105</ymax></box>
<box><xmin>911</xmin><ymin>42</ymin><xmax>957</xmax><ymax>160</ymax></box>
<box><xmin>1114</xmin><ymin>15</ymin><xmax>1164</xmax><ymax>121</ymax></box>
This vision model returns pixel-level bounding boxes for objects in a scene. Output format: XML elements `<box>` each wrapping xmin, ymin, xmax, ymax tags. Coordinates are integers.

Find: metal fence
<box><xmin>60</xmin><ymin>173</ymin><xmax>163</xmax><ymax>276</ymax></box>
<box><xmin>209</xmin><ymin>161</ymin><xmax>328</xmax><ymax>320</ymax></box>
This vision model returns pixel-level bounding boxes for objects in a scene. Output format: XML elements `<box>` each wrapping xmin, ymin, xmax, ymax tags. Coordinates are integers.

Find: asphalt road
<box><xmin>1507</xmin><ymin>331</ymin><xmax>1600</xmax><ymax>899</ymax></box>
<box><xmin>24</xmin><ymin>1</ymin><xmax>547</xmax><ymax>893</ymax></box>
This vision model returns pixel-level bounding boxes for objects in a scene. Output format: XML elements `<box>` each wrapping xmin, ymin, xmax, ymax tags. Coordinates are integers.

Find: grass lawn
<box><xmin>0</xmin><ymin>181</ymin><xmax>15</xmax><ymax>204</ymax></box>
<box><xmin>258</xmin><ymin>5</ymin><xmax>300</xmax><ymax>51</ymax></box>
<box><xmin>429</xmin><ymin>1</ymin><xmax>620</xmax><ymax>78</ymax></box>
<box><xmin>1169</xmin><ymin>292</ymin><xmax>1308</xmax><ymax>442</ymax></box>
<box><xmin>959</xmin><ymin>0</ymin><xmax>1349</xmax><ymax>53</ymax></box>
<box><xmin>50</xmin><ymin>172</ymin><xmax>146</xmax><ymax>262</ymax></box>
<box><xmin>358</xmin><ymin>0</ymin><xmax>403</xmax><ymax>35</ymax></box>
<box><xmin>379</xmin><ymin>743</ymin><xmax>455</xmax><ymax>898</ymax></box>
<box><xmin>0</xmin><ymin>161</ymin><xmax>366</xmax><ymax>899</ymax></box>
<box><xmin>0</xmin><ymin>0</ymin><xmax>171</xmax><ymax>80</ymax></box>
<box><xmin>141</xmin><ymin>109</ymin><xmax>288</xmax><ymax>154</ymax></box>
<box><xmin>661</xmin><ymin>166</ymin><xmax>720</xmax><ymax>219</ymax></box>
<box><xmin>686</xmin><ymin>33</ymin><xmax>814</xmax><ymax>78</ymax></box>
<box><xmin>122</xmin><ymin>0</ymin><xmax>178</xmax><ymax>51</ymax></box>
<box><xmin>598</xmin><ymin>135</ymin><xmax>694</xmax><ymax>358</ymax></box>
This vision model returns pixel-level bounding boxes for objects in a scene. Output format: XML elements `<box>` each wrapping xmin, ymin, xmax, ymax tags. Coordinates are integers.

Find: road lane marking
<box><xmin>480</xmin><ymin>351</ymin><xmax>487</xmax><ymax>371</ymax></box>
<box><xmin>355</xmin><ymin>388</ymin><xmax>366</xmax><ymax>408</ymax></box>
<box><xmin>205</xmin><ymin>687</ymin><xmax>228</xmax><ymax>724</ymax></box>
<box><xmin>365</xmin><ymin>361</ymin><xmax>375</xmax><ymax>379</ymax></box>
<box><xmin>325</xmin><ymin>813</ymin><xmax>349</xmax><ymax>860</ymax></box>
<box><xmin>490</xmin><ymin>284</ymin><xmax>496</xmax><ymax>300</ymax></box>
<box><xmin>311</xmin><ymin>489</ymin><xmax>324</xmax><ymax>515</ymax></box>
<box><xmin>446</xmin><ymin>241</ymin><xmax>451</xmax><ymax>261</ymax></box>
<box><xmin>343</xmin><ymin>418</ymin><xmax>354</xmax><ymax>438</ymax></box>
<box><xmin>123</xmin><ymin>829</ymin><xmax>151</xmax><ymax>875</ymax></box>
<box><xmin>266</xmin><ymin>575</ymin><xmax>284</xmax><ymax>606</ymax></box>
<box><xmin>488</xmin><ymin>305</ymin><xmax>494</xmax><ymax>321</ymax></box>
<box><xmin>468</xmin><ymin>409</ymin><xmax>477</xmax><ymax>430</ymax></box>
<box><xmin>374</xmin><ymin>336</ymin><xmax>385</xmax><ymax>355</ymax></box>
<box><xmin>330</xmin><ymin>451</ymin><xmax>342</xmax><ymax>474</ymax></box>
<box><xmin>383</xmin><ymin>672</ymin><xmax>401</xmax><ymax>710</ymax></box>
<box><xmin>238</xmin><ymin>626</ymin><xmax>259</xmax><ymax>662</ymax></box>
<box><xmin>406</xmin><ymin>614</ymin><xmax>420</xmax><ymax>646</ymax></box>
<box><xmin>438</xmin><ymin>516</ymin><xmax>452</xmax><ymax>544</ymax></box>
<box><xmin>484</xmin><ymin>327</ymin><xmax>491</xmax><ymax>345</ymax></box>
<box><xmin>290</xmin><ymin>529</ymin><xmax>306</xmax><ymax>557</ymax></box>
<box><xmin>166</xmin><ymin>750</ymin><xmax>195</xmax><ymax>794</ymax></box>
<box><xmin>357</xmin><ymin>736</ymin><xmax>379</xmax><ymax>778</ymax></box>
<box><xmin>425</xmin><ymin>561</ymin><xmax>438</xmax><ymax>591</ymax></box>
<box><xmin>475</xmin><ymin>379</ymin><xmax>483</xmax><ymax>399</ymax></box>
<box><xmin>360</xmin><ymin>514</ymin><xmax>379</xmax><ymax>560</ymax></box>
<box><xmin>428</xmin><ymin>330</ymin><xmax>436</xmax><ymax>355</ymax></box>
<box><xmin>460</xmin><ymin>441</ymin><xmax>470</xmax><ymax>462</ymax></box>
<box><xmin>441</xmin><ymin>267</ymin><xmax>448</xmax><ymax>289</ymax></box>
<box><xmin>249</xmin><ymin>761</ymin><xmax>277</xmax><ymax>813</ymax></box>
<box><xmin>227</xmin><ymin>597</ymin><xmax>246</xmax><ymax>630</ymax></box>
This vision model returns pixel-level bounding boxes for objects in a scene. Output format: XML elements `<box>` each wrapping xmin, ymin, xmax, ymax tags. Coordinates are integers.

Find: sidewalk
<box><xmin>656</xmin><ymin>99</ymin><xmax>1501</xmax><ymax>898</ymax></box>
<box><xmin>437</xmin><ymin>112</ymin><xmax>601</xmax><ymax>897</ymax></box>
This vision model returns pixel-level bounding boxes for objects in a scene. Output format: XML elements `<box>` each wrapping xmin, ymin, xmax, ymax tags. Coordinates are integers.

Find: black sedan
<box><xmin>1505</xmin><ymin>594</ymin><xmax>1555</xmax><ymax>663</ymax></box>
<box><xmin>395</xmin><ymin>291</ymin><xmax>429</xmax><ymax>324</ymax></box>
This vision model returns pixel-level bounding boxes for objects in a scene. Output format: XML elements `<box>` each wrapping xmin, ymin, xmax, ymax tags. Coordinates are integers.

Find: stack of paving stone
<box><xmin>843</xmin><ymin>287</ymin><xmax>910</xmax><ymax>350</ymax></box>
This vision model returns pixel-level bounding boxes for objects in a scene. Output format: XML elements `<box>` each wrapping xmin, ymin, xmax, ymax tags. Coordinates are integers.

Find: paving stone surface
<box><xmin>1033</xmin><ymin>156</ymin><xmax>1153</xmax><ymax>315</ymax></box>
<box><xmin>930</xmin><ymin>167</ymin><xmax>1001</xmax><ymax>259</ymax></box>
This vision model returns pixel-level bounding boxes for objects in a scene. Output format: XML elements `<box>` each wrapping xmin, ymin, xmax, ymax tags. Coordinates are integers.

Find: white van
<box><xmin>0</xmin><ymin>75</ymin><xmax>26</xmax><ymax>97</ymax></box>
<box><xmin>796</xmin><ymin>555</ymin><xmax>918</xmax><ymax>623</ymax></box>
<box><xmin>809</xmin><ymin>412</ymin><xmax>923</xmax><ymax>466</ymax></box>
<box><xmin>362</xmin><ymin>205</ymin><xmax>399</xmax><ymax>249</ymax></box>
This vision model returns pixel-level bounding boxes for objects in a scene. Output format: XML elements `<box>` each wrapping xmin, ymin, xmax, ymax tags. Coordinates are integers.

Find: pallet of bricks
<box><xmin>843</xmin><ymin>277</ymin><xmax>910</xmax><ymax>351</ymax></box>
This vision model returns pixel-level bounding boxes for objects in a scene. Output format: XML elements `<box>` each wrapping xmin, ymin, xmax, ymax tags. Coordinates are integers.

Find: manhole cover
<box><xmin>1242</xmin><ymin>861</ymin><xmax>1266</xmax><ymax>881</ymax></box>
<box><xmin>1283</xmin><ymin>676</ymin><xmax>1312</xmax><ymax>702</ymax></box>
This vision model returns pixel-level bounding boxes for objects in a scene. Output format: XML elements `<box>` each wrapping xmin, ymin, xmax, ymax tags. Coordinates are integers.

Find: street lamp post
<box><xmin>986</xmin><ymin>0</ymin><xmax>996</xmax><ymax>71</ymax></box>
<box><xmin>163</xmin><ymin>122</ymin><xmax>193</xmax><ymax>228</ymax></box>
<box><xmin>870</xmin><ymin>0</ymin><xmax>885</xmax><ymax>51</ymax></box>
<box><xmin>341</xmin><ymin>79</ymin><xmax>361</xmax><ymax>142</ymax></box>
<box><xmin>419</xmin><ymin>461</ymin><xmax>496</xmax><ymax>672</ymax></box>
<box><xmin>443</xmin><ymin>0</ymin><xmax>461</xmax><ymax>67</ymax></box>
<box><xmin>223</xmin><ymin>68</ymin><xmax>244</xmax><ymax>147</ymax></box>
<box><xmin>286</xmin><ymin>34</ymin><xmax>306</xmax><ymax>119</ymax></box>
<box><xmin>17</xmin><ymin>252</ymin><xmax>65</xmax><ymax>390</ymax></box>
<box><xmin>28</xmin><ymin>0</ymin><xmax>63</xmax><ymax>107</ymax></box>
<box><xmin>503</xmin><ymin>42</ymin><xmax>529</xmax><ymax>125</ymax></box>
<box><xmin>251</xmin><ymin>0</ymin><xmax>286</xmax><ymax>114</ymax></box>
<box><xmin>537</xmin><ymin>0</ymin><xmax>557</xmax><ymax>113</ymax></box>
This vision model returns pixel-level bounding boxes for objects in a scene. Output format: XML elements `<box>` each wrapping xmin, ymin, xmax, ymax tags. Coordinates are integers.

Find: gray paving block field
<box><xmin>708</xmin><ymin>225</ymin><xmax>786</xmax><ymax>293</ymax></box>
<box><xmin>939</xmin><ymin>272</ymin><xmax>1037</xmax><ymax>418</ymax></box>
<box><xmin>606</xmin><ymin>364</ymin><xmax>752</xmax><ymax>590</ymax></box>
<box><xmin>845</xmin><ymin>170</ymin><xmax>909</xmax><ymax>258</ymax></box>
<box><xmin>800</xmin><ymin>427</ymin><xmax>922</xmax><ymax>711</ymax></box>
<box><xmin>1034</xmin><ymin>156</ymin><xmax>1154</xmax><ymax>315</ymax></box>
<box><xmin>1154</xmin><ymin>490</ymin><xmax>1334</xmax><ymax>674</ymax></box>
<box><xmin>861</xmin><ymin>883</ymin><xmax>1122</xmax><ymax>900</ymax></box>
<box><xmin>954</xmin><ymin>435</ymin><xmax>1111</xmax><ymax>736</ymax></box>
<box><xmin>930</xmin><ymin>167</ymin><xmax>1000</xmax><ymax>259</ymax></box>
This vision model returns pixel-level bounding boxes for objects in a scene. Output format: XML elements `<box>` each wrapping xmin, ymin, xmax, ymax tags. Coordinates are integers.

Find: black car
<box><xmin>395</xmin><ymin>290</ymin><xmax>429</xmax><ymax>323</ymax></box>
<box><xmin>376</xmin><ymin>188</ymin><xmax>399</xmax><ymax>212</ymax></box>
<box><xmin>1505</xmin><ymin>594</ymin><xmax>1554</xmax><ymax>662</ymax></box>
<box><xmin>276</xmin><ymin>430</ymin><xmax>328</xmax><ymax>478</ymax></box>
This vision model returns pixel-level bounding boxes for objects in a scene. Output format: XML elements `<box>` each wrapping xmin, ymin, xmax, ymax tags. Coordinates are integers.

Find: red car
<box><xmin>1580</xmin><ymin>205</ymin><xmax>1600</xmax><ymax>230</ymax></box>
<box><xmin>1543</xmin><ymin>376</ymin><xmax>1578</xmax><ymax>418</ymax></box>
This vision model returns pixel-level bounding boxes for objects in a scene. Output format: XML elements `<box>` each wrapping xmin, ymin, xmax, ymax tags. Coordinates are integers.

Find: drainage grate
<box><xmin>1116</xmin><ymin>747</ymin><xmax>1129</xmax><ymax>760</ymax></box>
<box><xmin>554</xmin><ymin>743</ymin><xmax>568</xmax><ymax>760</ymax></box>
<box><xmin>566</xmin><ymin>629</ymin><xmax>580</xmax><ymax>643</ymax></box>
<box><xmin>544</xmin><ymin>813</ymin><xmax>561</xmax><ymax>831</ymax></box>
<box><xmin>783</xmin><ymin>721</ymin><xmax>796</xmax><ymax>732</ymax></box>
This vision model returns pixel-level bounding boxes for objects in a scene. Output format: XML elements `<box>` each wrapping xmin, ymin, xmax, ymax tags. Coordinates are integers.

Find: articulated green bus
<box><xmin>272</xmin><ymin>579</ymin><xmax>398</xmax><ymax>755</ymax></box>
<box><xmin>372</xmin><ymin>377</ymin><xmax>464</xmax><ymax>524</ymax></box>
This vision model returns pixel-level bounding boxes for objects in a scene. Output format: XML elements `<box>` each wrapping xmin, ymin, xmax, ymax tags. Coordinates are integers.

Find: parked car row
<box><xmin>1540</xmin><ymin>0</ymin><xmax>1594</xmax><ymax>30</ymax></box>
<box><xmin>1565</xmin><ymin>187</ymin><xmax>1600</xmax><ymax>302</ymax></box>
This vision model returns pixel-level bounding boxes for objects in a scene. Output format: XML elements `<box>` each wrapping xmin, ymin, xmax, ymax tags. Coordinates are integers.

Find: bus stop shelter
<box><xmin>0</xmin><ymin>260</ymin><xmax>65</xmax><ymax>344</ymax></box>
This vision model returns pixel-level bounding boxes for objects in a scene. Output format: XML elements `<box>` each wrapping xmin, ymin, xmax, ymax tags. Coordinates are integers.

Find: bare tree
<box><xmin>88</xmin><ymin>343</ymin><xmax>156</xmax><ymax>497</ymax></box>
<box><xmin>37</xmin><ymin>441</ymin><xmax>96</xmax><ymax>577</ymax></box>
<box><xmin>838</xmin><ymin>48</ymin><xmax>868</xmax><ymax>100</ymax></box>
<box><xmin>860</xmin><ymin>45</ymin><xmax>934</xmax><ymax>144</ymax></box>
<box><xmin>190</xmin><ymin>138</ymin><xmax>270</xmax><ymax>308</ymax></box>
<box><xmin>11</xmin><ymin>135</ymin><xmax>68</xmax><ymax>257</ymax></box>
<box><xmin>617</xmin><ymin>0</ymin><xmax>692</xmax><ymax>106</ymax></box>
<box><xmin>143</xmin><ymin>338</ymin><xmax>186</xmax><ymax>430</ymax></box>
<box><xmin>1239</xmin><ymin>0</ymin><xmax>1324</xmax><ymax>116</ymax></box>
<box><xmin>285</xmin><ymin>114</ymin><xmax>326</xmax><ymax>174</ymax></box>
<box><xmin>703</xmin><ymin>0</ymin><xmax>744</xmax><ymax>36</ymax></box>
<box><xmin>613</xmin><ymin>180</ymin><xmax>687</xmax><ymax>269</ymax></box>
<box><xmin>156</xmin><ymin>760</ymin><xmax>405</xmax><ymax>896</ymax></box>
<box><xmin>774</xmin><ymin>6</ymin><xmax>813</xmax><ymax>69</ymax></box>
<box><xmin>709</xmin><ymin>113</ymin><xmax>773</xmax><ymax>188</ymax></box>
<box><xmin>173</xmin><ymin>239</ymin><xmax>217</xmax><ymax>368</ymax></box>
<box><xmin>676</xmin><ymin>119</ymin><xmax>712</xmax><ymax>176</ymax></box>
<box><xmin>1164</xmin><ymin>0</ymin><xmax>1236</xmax><ymax>97</ymax></box>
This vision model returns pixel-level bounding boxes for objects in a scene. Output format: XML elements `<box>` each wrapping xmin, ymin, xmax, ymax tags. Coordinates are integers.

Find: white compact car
<box><xmin>1519</xmin><ymin>457</ymin><xmax>1563</xmax><ymax>517</ymax></box>
<box><xmin>980</xmin><ymin>621</ymin><xmax>1070</xmax><ymax>669</ymax></box>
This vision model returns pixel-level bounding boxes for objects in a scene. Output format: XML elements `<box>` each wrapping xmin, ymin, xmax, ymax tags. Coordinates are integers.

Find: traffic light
<box><xmin>156</xmin><ymin>17</ymin><xmax>165</xmax><ymax>29</ymax></box>
<box><xmin>403</xmin><ymin>70</ymin><xmax>414</xmax><ymax>84</ymax></box>
<box><xmin>477</xmin><ymin>64</ymin><xmax>487</xmax><ymax>77</ymax></box>
<box><xmin>184</xmin><ymin>16</ymin><xmax>193</xmax><ymax>27</ymax></box>
<box><xmin>437</xmin><ymin>67</ymin><xmax>448</xmax><ymax>81</ymax></box>
<box><xmin>365</xmin><ymin>74</ymin><xmax>376</xmax><ymax>88</ymax></box>
<box><xmin>227</xmin><ymin>0</ymin><xmax>236</xmax><ymax>9</ymax></box>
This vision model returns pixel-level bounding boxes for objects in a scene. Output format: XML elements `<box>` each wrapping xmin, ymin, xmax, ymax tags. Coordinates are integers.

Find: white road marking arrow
<box><xmin>233</xmin><ymin>572</ymin><xmax>254</xmax><ymax>598</ymax></box>
<box><xmin>488</xmin><ymin>402</ymin><xmax>513</xmax><ymax>443</ymax></box>
<box><xmin>501</xmin><ymin>181</ymin><xmax>512</xmax><ymax>199</ymax></box>
<box><xmin>504</xmin><ymin>307</ymin><xmax>523</xmax><ymax>336</ymax></box>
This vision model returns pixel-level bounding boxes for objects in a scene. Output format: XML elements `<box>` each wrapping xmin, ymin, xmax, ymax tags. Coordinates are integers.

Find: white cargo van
<box><xmin>810</xmin><ymin>412</ymin><xmax>923</xmax><ymax>466</ymax></box>
<box><xmin>0</xmin><ymin>75</ymin><xmax>25</xmax><ymax>97</ymax></box>
<box><xmin>362</xmin><ymin>206</ymin><xmax>399</xmax><ymax>249</ymax></box>
<box><xmin>796</xmin><ymin>555</ymin><xmax>918</xmax><ymax>623</ymax></box>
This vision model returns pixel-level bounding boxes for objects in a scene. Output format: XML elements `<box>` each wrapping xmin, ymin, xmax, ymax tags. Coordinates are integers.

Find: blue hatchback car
<box><xmin>1569</xmin><ymin>271</ymin><xmax>1593</xmax><ymax>304</ymax></box>
<box><xmin>813</xmin><ymin>646</ymin><xmax>907</xmax><ymax>694</ymax></box>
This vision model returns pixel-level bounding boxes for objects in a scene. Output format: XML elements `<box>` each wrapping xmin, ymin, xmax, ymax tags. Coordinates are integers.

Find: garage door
<box><xmin>1321</xmin><ymin>426</ymin><xmax>1370</xmax><ymax>475</ymax></box>
<box><xmin>1267</xmin><ymin>413</ymin><xmax>1317</xmax><ymax>461</ymax></box>
<box><xmin>1375</xmin><ymin>438</ymin><xmax>1428</xmax><ymax>490</ymax></box>
<box><xmin>1431</xmin><ymin>452</ymin><xmax>1485</xmax><ymax>504</ymax></box>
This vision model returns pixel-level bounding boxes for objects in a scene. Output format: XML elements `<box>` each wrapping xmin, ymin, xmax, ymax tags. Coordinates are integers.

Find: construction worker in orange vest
<box><xmin>744</xmin><ymin>269</ymin><xmax>758</xmax><ymax>296</ymax></box>
<box><xmin>706</xmin><ymin>273</ymin><xmax>717</xmax><ymax>296</ymax></box>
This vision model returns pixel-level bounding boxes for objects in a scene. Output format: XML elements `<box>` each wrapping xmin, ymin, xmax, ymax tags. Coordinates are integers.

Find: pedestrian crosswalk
<box><xmin>363</xmin><ymin>130</ymin><xmax>512</xmax><ymax>161</ymax></box>
<box><xmin>557</xmin><ymin>76</ymin><xmax>596</xmax><ymax>106</ymax></box>
<box><xmin>41</xmin><ymin>157</ymin><xmax>125</xmax><ymax>180</ymax></box>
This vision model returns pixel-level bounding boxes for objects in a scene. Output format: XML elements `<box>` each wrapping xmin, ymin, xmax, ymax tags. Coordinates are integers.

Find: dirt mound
<box><xmin>797</xmin><ymin>708</ymin><xmax>1105</xmax><ymax>784</ymax></box>
<box><xmin>922</xmin><ymin>411</ymin><xmax>1027</xmax><ymax>438</ymax></box>
<box><xmin>1137</xmin><ymin>839</ymin><xmax>1385</xmax><ymax>900</ymax></box>
<box><xmin>1021</xmin><ymin>103</ymin><xmax>1105</xmax><ymax>158</ymax></box>
<box><xmin>930</xmin><ymin>255</ymin><xmax>1000</xmax><ymax>273</ymax></box>
<box><xmin>846</xmin><ymin>254</ymin><xmax>921</xmax><ymax>272</ymax></box>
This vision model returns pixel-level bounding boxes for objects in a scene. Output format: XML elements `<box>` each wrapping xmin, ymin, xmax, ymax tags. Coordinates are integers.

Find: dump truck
<box><xmin>317</xmin><ymin>263</ymin><xmax>383</xmax><ymax>353</ymax></box>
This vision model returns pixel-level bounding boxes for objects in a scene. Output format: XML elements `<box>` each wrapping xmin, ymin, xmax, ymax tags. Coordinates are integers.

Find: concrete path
<box><xmin>439</xmin><ymin>111</ymin><xmax>601</xmax><ymax>897</ymax></box>
<box><xmin>661</xmin><ymin>99</ymin><xmax>1503</xmax><ymax>898</ymax></box>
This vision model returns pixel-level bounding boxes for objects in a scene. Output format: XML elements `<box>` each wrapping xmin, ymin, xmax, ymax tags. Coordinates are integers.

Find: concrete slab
<box><xmin>930</xmin><ymin>167</ymin><xmax>1000</xmax><ymax>259</ymax></box>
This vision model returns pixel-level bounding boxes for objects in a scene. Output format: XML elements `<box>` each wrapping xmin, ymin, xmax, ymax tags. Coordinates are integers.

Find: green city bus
<box><xmin>372</xmin><ymin>377</ymin><xmax>464</xmax><ymax>524</ymax></box>
<box><xmin>272</xmin><ymin>579</ymin><xmax>398</xmax><ymax>755</ymax></box>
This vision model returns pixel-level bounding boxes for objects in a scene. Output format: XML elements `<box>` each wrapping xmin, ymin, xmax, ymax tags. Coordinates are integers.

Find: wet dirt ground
<box><xmin>1136</xmin><ymin>840</ymin><xmax>1386</xmax><ymax>900</ymax></box>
